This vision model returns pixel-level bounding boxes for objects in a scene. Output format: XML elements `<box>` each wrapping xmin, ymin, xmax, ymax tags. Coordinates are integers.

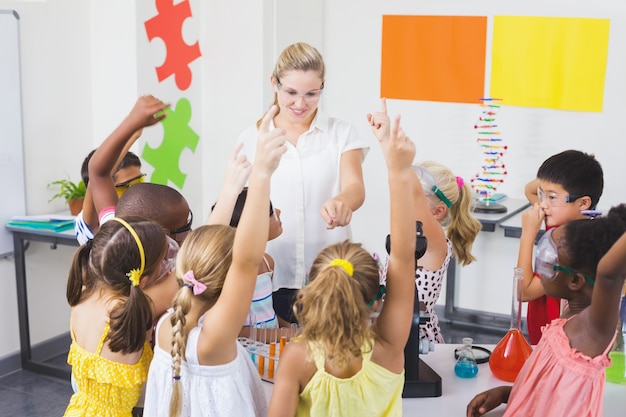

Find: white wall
<box><xmin>1</xmin><ymin>0</ymin><xmax>625</xmax><ymax>361</ymax></box>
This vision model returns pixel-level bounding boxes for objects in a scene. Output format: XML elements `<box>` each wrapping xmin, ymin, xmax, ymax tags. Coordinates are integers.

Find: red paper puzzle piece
<box><xmin>145</xmin><ymin>0</ymin><xmax>201</xmax><ymax>90</ymax></box>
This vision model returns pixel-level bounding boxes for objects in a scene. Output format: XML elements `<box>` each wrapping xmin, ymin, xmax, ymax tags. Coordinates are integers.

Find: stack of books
<box><xmin>7</xmin><ymin>214</ymin><xmax>75</xmax><ymax>232</ymax></box>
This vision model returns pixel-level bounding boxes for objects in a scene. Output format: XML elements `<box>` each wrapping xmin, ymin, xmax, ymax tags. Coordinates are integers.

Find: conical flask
<box><xmin>454</xmin><ymin>337</ymin><xmax>478</xmax><ymax>378</ymax></box>
<box><xmin>489</xmin><ymin>267</ymin><xmax>533</xmax><ymax>382</ymax></box>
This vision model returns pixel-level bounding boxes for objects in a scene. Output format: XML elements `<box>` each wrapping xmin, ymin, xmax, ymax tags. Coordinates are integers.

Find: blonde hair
<box><xmin>294</xmin><ymin>241</ymin><xmax>379</xmax><ymax>368</ymax></box>
<box><xmin>419</xmin><ymin>161</ymin><xmax>481</xmax><ymax>266</ymax></box>
<box><xmin>256</xmin><ymin>42</ymin><xmax>325</xmax><ymax>128</ymax></box>
<box><xmin>168</xmin><ymin>225</ymin><xmax>235</xmax><ymax>417</ymax></box>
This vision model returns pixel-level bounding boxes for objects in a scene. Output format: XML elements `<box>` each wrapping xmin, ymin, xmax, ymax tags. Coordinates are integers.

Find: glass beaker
<box><xmin>489</xmin><ymin>267</ymin><xmax>533</xmax><ymax>382</ymax></box>
<box><xmin>454</xmin><ymin>337</ymin><xmax>479</xmax><ymax>378</ymax></box>
<box><xmin>606</xmin><ymin>284</ymin><xmax>626</xmax><ymax>384</ymax></box>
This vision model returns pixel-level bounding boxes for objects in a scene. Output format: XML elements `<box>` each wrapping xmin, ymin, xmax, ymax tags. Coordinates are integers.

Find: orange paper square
<box><xmin>381</xmin><ymin>15</ymin><xmax>487</xmax><ymax>103</ymax></box>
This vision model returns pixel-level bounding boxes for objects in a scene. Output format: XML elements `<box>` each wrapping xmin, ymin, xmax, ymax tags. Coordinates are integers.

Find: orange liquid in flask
<box><xmin>489</xmin><ymin>329</ymin><xmax>532</xmax><ymax>382</ymax></box>
<box><xmin>489</xmin><ymin>267</ymin><xmax>533</xmax><ymax>382</ymax></box>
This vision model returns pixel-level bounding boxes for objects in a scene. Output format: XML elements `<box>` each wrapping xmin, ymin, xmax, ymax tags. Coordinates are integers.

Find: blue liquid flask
<box><xmin>455</xmin><ymin>337</ymin><xmax>479</xmax><ymax>378</ymax></box>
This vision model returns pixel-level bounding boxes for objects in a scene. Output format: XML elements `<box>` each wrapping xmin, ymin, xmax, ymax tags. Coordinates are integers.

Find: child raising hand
<box><xmin>143</xmin><ymin>106</ymin><xmax>286</xmax><ymax>417</ymax></box>
<box><xmin>467</xmin><ymin>204</ymin><xmax>626</xmax><ymax>417</ymax></box>
<box><xmin>268</xmin><ymin>115</ymin><xmax>416</xmax><ymax>416</ymax></box>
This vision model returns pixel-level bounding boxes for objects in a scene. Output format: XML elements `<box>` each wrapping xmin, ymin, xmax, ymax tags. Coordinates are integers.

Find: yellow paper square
<box><xmin>491</xmin><ymin>16</ymin><xmax>610</xmax><ymax>112</ymax></box>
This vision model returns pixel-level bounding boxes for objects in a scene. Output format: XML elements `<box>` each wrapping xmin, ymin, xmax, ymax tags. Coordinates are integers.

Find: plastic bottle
<box><xmin>606</xmin><ymin>284</ymin><xmax>626</xmax><ymax>384</ymax></box>
<box><xmin>489</xmin><ymin>267</ymin><xmax>533</xmax><ymax>382</ymax></box>
<box><xmin>454</xmin><ymin>337</ymin><xmax>479</xmax><ymax>378</ymax></box>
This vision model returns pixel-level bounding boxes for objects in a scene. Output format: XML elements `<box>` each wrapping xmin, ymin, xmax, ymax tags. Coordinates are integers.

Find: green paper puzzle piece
<box><xmin>141</xmin><ymin>98</ymin><xmax>199</xmax><ymax>188</ymax></box>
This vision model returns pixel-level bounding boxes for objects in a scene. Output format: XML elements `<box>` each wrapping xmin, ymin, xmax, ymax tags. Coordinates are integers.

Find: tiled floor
<box><xmin>0</xmin><ymin>320</ymin><xmax>509</xmax><ymax>416</ymax></box>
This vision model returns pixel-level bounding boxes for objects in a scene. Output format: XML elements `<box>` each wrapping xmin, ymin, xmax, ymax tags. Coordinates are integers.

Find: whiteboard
<box><xmin>0</xmin><ymin>10</ymin><xmax>26</xmax><ymax>256</ymax></box>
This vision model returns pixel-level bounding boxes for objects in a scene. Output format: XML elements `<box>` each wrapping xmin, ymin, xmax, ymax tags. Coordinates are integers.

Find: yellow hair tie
<box><xmin>111</xmin><ymin>218</ymin><xmax>145</xmax><ymax>287</ymax></box>
<box><xmin>329</xmin><ymin>259</ymin><xmax>353</xmax><ymax>277</ymax></box>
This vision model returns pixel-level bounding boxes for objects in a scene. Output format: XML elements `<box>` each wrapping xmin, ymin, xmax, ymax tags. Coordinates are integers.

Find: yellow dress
<box><xmin>64</xmin><ymin>322</ymin><xmax>153</xmax><ymax>417</ymax></box>
<box><xmin>296</xmin><ymin>342</ymin><xmax>404</xmax><ymax>417</ymax></box>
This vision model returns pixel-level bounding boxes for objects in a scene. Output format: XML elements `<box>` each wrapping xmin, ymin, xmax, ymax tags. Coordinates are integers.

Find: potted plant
<box><xmin>47</xmin><ymin>178</ymin><xmax>86</xmax><ymax>216</ymax></box>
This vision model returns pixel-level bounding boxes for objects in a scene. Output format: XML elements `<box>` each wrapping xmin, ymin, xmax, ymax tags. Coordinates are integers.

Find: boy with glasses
<box><xmin>74</xmin><ymin>143</ymin><xmax>144</xmax><ymax>245</ymax></box>
<box><xmin>518</xmin><ymin>149</ymin><xmax>604</xmax><ymax>344</ymax></box>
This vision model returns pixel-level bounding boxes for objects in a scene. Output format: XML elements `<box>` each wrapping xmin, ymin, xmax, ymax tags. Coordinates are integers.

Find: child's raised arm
<box><xmin>89</xmin><ymin>95</ymin><xmax>169</xmax><ymax>218</ymax></box>
<box><xmin>589</xmin><ymin>231</ymin><xmax>626</xmax><ymax>344</ymax></box>
<box><xmin>205</xmin><ymin>143</ymin><xmax>251</xmax><ymax>225</ymax></box>
<box><xmin>373</xmin><ymin>115</ymin><xmax>417</xmax><ymax>368</ymax></box>
<box><xmin>202</xmin><ymin>106</ymin><xmax>286</xmax><ymax>346</ymax></box>
<box><xmin>82</xmin><ymin>129</ymin><xmax>143</xmax><ymax>234</ymax></box>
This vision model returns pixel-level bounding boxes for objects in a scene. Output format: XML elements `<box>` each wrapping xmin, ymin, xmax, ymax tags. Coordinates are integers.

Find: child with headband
<box><xmin>269</xmin><ymin>115</ymin><xmax>416</xmax><ymax>416</ymax></box>
<box><xmin>367</xmin><ymin>98</ymin><xmax>481</xmax><ymax>346</ymax></box>
<box><xmin>64</xmin><ymin>216</ymin><xmax>170</xmax><ymax>417</ymax></box>
<box><xmin>143</xmin><ymin>106</ymin><xmax>286</xmax><ymax>417</ymax></box>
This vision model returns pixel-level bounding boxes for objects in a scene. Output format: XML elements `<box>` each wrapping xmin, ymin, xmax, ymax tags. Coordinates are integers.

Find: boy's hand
<box><xmin>466</xmin><ymin>386</ymin><xmax>509</xmax><ymax>417</ymax></box>
<box><xmin>255</xmin><ymin>105</ymin><xmax>287</xmax><ymax>176</ymax></box>
<box><xmin>366</xmin><ymin>97</ymin><xmax>391</xmax><ymax>142</ymax></box>
<box><xmin>126</xmin><ymin>95</ymin><xmax>170</xmax><ymax>129</ymax></box>
<box><xmin>521</xmin><ymin>203</ymin><xmax>544</xmax><ymax>236</ymax></box>
<box><xmin>224</xmin><ymin>143</ymin><xmax>252</xmax><ymax>194</ymax></box>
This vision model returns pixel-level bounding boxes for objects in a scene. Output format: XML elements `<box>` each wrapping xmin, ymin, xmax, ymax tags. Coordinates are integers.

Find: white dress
<box><xmin>239</xmin><ymin>111</ymin><xmax>369</xmax><ymax>290</ymax></box>
<box><xmin>143</xmin><ymin>311</ymin><xmax>267</xmax><ymax>417</ymax></box>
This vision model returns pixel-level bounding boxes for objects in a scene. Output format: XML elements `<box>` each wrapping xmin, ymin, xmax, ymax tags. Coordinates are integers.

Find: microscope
<box><xmin>386</xmin><ymin>221</ymin><xmax>442</xmax><ymax>398</ymax></box>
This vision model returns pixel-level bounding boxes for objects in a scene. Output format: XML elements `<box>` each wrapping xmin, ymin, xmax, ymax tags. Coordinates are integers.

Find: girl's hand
<box><xmin>366</xmin><ymin>97</ymin><xmax>391</xmax><ymax>142</ymax></box>
<box><xmin>466</xmin><ymin>386</ymin><xmax>510</xmax><ymax>417</ymax></box>
<box><xmin>224</xmin><ymin>143</ymin><xmax>252</xmax><ymax>194</ymax></box>
<box><xmin>255</xmin><ymin>105</ymin><xmax>287</xmax><ymax>176</ymax></box>
<box><xmin>381</xmin><ymin>114</ymin><xmax>415</xmax><ymax>173</ymax></box>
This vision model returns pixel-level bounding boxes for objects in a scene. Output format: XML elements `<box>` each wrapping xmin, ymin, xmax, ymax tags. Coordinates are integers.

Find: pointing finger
<box><xmin>259</xmin><ymin>105</ymin><xmax>278</xmax><ymax>133</ymax></box>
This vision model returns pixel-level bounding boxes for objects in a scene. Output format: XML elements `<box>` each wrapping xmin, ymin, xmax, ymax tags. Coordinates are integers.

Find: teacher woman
<box><xmin>239</xmin><ymin>42</ymin><xmax>368</xmax><ymax>323</ymax></box>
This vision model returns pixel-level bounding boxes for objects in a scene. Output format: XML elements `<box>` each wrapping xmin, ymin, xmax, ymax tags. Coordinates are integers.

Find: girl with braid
<box><xmin>64</xmin><ymin>216</ymin><xmax>169</xmax><ymax>417</ymax></box>
<box><xmin>143</xmin><ymin>106</ymin><xmax>286</xmax><ymax>417</ymax></box>
<box><xmin>269</xmin><ymin>115</ymin><xmax>416</xmax><ymax>417</ymax></box>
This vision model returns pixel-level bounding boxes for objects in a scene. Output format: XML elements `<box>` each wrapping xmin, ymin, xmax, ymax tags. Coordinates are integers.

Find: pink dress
<box><xmin>504</xmin><ymin>316</ymin><xmax>615</xmax><ymax>417</ymax></box>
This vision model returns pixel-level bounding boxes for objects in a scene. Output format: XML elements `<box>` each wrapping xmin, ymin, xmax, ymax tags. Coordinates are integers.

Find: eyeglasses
<box><xmin>169</xmin><ymin>210</ymin><xmax>193</xmax><ymax>243</ymax></box>
<box><xmin>536</xmin><ymin>187</ymin><xmax>582</xmax><ymax>208</ymax></box>
<box><xmin>534</xmin><ymin>229</ymin><xmax>595</xmax><ymax>286</ymax></box>
<box><xmin>276</xmin><ymin>78</ymin><xmax>324</xmax><ymax>103</ymax></box>
<box><xmin>412</xmin><ymin>166</ymin><xmax>452</xmax><ymax>208</ymax></box>
<box><xmin>150</xmin><ymin>235</ymin><xmax>180</xmax><ymax>286</ymax></box>
<box><xmin>115</xmin><ymin>173</ymin><xmax>146</xmax><ymax>197</ymax></box>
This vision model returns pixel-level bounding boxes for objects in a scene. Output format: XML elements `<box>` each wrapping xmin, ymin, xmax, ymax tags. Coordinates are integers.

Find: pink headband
<box><xmin>455</xmin><ymin>176</ymin><xmax>464</xmax><ymax>190</ymax></box>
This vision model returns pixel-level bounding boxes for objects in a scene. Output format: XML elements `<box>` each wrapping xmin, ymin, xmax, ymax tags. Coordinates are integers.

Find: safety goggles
<box><xmin>169</xmin><ymin>210</ymin><xmax>193</xmax><ymax>244</ymax></box>
<box><xmin>114</xmin><ymin>173</ymin><xmax>146</xmax><ymax>197</ymax></box>
<box><xmin>537</xmin><ymin>187</ymin><xmax>582</xmax><ymax>208</ymax></box>
<box><xmin>534</xmin><ymin>228</ymin><xmax>595</xmax><ymax>286</ymax></box>
<box><xmin>412</xmin><ymin>166</ymin><xmax>452</xmax><ymax>208</ymax></box>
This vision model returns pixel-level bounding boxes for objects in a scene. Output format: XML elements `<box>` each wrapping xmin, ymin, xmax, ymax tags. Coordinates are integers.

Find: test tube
<box><xmin>268</xmin><ymin>327</ymin><xmax>277</xmax><ymax>379</ymax></box>
<box><xmin>248</xmin><ymin>314</ymin><xmax>257</xmax><ymax>362</ymax></box>
<box><xmin>279</xmin><ymin>327</ymin><xmax>288</xmax><ymax>357</ymax></box>
<box><xmin>256</xmin><ymin>322</ymin><xmax>266</xmax><ymax>377</ymax></box>
<box><xmin>290</xmin><ymin>323</ymin><xmax>299</xmax><ymax>340</ymax></box>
